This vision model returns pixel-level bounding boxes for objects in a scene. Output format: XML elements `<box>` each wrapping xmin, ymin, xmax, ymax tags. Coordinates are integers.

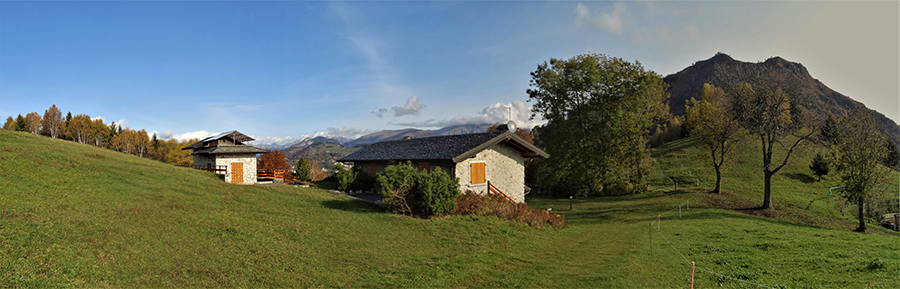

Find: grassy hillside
<box><xmin>1</xmin><ymin>129</ymin><xmax>898</xmax><ymax>288</ymax></box>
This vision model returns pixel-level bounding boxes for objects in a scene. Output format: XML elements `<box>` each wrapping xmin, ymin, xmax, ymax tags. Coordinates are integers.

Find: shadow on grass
<box><xmin>784</xmin><ymin>172</ymin><xmax>816</xmax><ymax>184</ymax></box>
<box><xmin>321</xmin><ymin>199</ymin><xmax>385</xmax><ymax>214</ymax></box>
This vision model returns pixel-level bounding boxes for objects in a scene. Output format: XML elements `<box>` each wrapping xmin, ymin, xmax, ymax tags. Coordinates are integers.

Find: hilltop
<box><xmin>663</xmin><ymin>53</ymin><xmax>900</xmax><ymax>146</ymax></box>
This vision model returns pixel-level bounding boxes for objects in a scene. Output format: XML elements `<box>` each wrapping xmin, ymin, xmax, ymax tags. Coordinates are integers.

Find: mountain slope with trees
<box><xmin>663</xmin><ymin>53</ymin><xmax>900</xmax><ymax>148</ymax></box>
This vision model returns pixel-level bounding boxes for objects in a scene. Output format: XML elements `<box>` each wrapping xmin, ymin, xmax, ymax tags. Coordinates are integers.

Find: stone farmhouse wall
<box><xmin>454</xmin><ymin>143</ymin><xmax>526</xmax><ymax>203</ymax></box>
<box><xmin>193</xmin><ymin>153</ymin><xmax>258</xmax><ymax>184</ymax></box>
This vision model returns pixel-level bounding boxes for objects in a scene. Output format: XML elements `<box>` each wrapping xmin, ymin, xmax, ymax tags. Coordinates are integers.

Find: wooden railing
<box><xmin>257</xmin><ymin>169</ymin><xmax>294</xmax><ymax>183</ymax></box>
<box><xmin>487</xmin><ymin>181</ymin><xmax>515</xmax><ymax>203</ymax></box>
<box><xmin>194</xmin><ymin>164</ymin><xmax>227</xmax><ymax>174</ymax></box>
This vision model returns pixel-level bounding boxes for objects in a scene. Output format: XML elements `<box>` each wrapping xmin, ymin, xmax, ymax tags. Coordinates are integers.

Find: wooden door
<box><xmin>231</xmin><ymin>162</ymin><xmax>243</xmax><ymax>184</ymax></box>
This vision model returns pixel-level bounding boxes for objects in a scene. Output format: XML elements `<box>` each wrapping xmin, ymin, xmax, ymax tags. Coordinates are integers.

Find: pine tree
<box><xmin>15</xmin><ymin>114</ymin><xmax>26</xmax><ymax>132</ymax></box>
<box><xmin>809</xmin><ymin>152</ymin><xmax>829</xmax><ymax>181</ymax></box>
<box><xmin>295</xmin><ymin>156</ymin><xmax>311</xmax><ymax>182</ymax></box>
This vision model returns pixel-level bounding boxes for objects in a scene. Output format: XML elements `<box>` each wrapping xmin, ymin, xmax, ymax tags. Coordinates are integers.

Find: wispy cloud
<box><xmin>575</xmin><ymin>2</ymin><xmax>628</xmax><ymax>35</ymax></box>
<box><xmin>392</xmin><ymin>99</ymin><xmax>545</xmax><ymax>129</ymax></box>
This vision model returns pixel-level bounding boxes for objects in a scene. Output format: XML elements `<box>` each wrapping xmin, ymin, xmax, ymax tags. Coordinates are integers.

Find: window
<box><xmin>470</xmin><ymin>162</ymin><xmax>485</xmax><ymax>185</ymax></box>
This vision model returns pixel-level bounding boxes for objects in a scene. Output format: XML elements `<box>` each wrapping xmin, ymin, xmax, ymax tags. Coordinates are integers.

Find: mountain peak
<box><xmin>709</xmin><ymin>52</ymin><xmax>735</xmax><ymax>63</ymax></box>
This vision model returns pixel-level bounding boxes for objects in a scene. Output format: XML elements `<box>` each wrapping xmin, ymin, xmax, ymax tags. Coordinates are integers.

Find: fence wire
<box><xmin>649</xmin><ymin>191</ymin><xmax>776</xmax><ymax>289</ymax></box>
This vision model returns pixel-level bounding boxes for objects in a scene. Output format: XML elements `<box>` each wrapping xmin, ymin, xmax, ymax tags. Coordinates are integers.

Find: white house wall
<box><xmin>215</xmin><ymin>153</ymin><xmax>258</xmax><ymax>184</ymax></box>
<box><xmin>454</xmin><ymin>143</ymin><xmax>526</xmax><ymax>203</ymax></box>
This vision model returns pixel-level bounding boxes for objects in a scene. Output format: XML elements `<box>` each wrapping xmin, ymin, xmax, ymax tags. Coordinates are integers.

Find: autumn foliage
<box><xmin>259</xmin><ymin>151</ymin><xmax>291</xmax><ymax>173</ymax></box>
<box><xmin>450</xmin><ymin>192</ymin><xmax>568</xmax><ymax>229</ymax></box>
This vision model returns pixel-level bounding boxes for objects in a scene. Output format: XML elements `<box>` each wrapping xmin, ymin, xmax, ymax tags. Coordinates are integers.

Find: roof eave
<box><xmin>451</xmin><ymin>131</ymin><xmax>549</xmax><ymax>162</ymax></box>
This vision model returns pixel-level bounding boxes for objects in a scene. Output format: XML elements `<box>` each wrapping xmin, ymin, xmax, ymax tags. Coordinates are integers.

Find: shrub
<box><xmin>377</xmin><ymin>162</ymin><xmax>421</xmax><ymax>215</ymax></box>
<box><xmin>450</xmin><ymin>192</ymin><xmax>568</xmax><ymax>229</ymax></box>
<box><xmin>376</xmin><ymin>162</ymin><xmax>460</xmax><ymax>217</ymax></box>
<box><xmin>335</xmin><ymin>165</ymin><xmax>355</xmax><ymax>191</ymax></box>
<box><xmin>418</xmin><ymin>168</ymin><xmax>459</xmax><ymax>217</ymax></box>
<box><xmin>335</xmin><ymin>165</ymin><xmax>376</xmax><ymax>192</ymax></box>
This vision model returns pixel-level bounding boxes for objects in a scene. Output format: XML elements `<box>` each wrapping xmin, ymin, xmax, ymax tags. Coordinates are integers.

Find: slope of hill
<box><xmin>1</xmin><ymin>129</ymin><xmax>896</xmax><ymax>288</ymax></box>
<box><xmin>663</xmin><ymin>53</ymin><xmax>900</xmax><ymax>146</ymax></box>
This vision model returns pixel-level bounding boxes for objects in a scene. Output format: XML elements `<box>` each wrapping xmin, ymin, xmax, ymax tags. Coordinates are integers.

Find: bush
<box><xmin>450</xmin><ymin>192</ymin><xmax>568</xmax><ymax>229</ymax></box>
<box><xmin>335</xmin><ymin>165</ymin><xmax>376</xmax><ymax>192</ymax></box>
<box><xmin>376</xmin><ymin>162</ymin><xmax>459</xmax><ymax>217</ymax></box>
<box><xmin>419</xmin><ymin>168</ymin><xmax>459</xmax><ymax>217</ymax></box>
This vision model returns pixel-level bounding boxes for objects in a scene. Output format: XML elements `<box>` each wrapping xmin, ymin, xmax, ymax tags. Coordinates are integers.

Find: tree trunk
<box><xmin>713</xmin><ymin>166</ymin><xmax>722</xmax><ymax>193</ymax></box>
<box><xmin>856</xmin><ymin>196</ymin><xmax>867</xmax><ymax>232</ymax></box>
<box><xmin>762</xmin><ymin>171</ymin><xmax>773</xmax><ymax>209</ymax></box>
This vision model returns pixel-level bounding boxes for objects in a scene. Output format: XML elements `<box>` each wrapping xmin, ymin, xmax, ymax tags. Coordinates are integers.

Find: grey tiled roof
<box><xmin>191</xmin><ymin>145</ymin><xmax>269</xmax><ymax>155</ymax></box>
<box><xmin>183</xmin><ymin>130</ymin><xmax>255</xmax><ymax>150</ymax></box>
<box><xmin>338</xmin><ymin>131</ymin><xmax>548</xmax><ymax>163</ymax></box>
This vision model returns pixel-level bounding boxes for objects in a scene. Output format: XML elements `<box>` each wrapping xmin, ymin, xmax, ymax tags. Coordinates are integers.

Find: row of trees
<box><xmin>525</xmin><ymin>52</ymin><xmax>895</xmax><ymax>232</ymax></box>
<box><xmin>3</xmin><ymin>104</ymin><xmax>196</xmax><ymax>167</ymax></box>
<box><xmin>680</xmin><ymin>71</ymin><xmax>894</xmax><ymax>232</ymax></box>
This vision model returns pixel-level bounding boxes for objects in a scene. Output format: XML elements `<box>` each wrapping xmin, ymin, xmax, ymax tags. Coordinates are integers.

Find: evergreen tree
<box><xmin>295</xmin><ymin>156</ymin><xmax>311</xmax><ymax>182</ymax></box>
<box><xmin>15</xmin><ymin>114</ymin><xmax>25</xmax><ymax>132</ymax></box>
<box><xmin>809</xmin><ymin>152</ymin><xmax>829</xmax><ymax>181</ymax></box>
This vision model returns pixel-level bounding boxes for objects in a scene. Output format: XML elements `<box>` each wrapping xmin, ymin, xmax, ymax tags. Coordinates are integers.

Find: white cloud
<box><xmin>391</xmin><ymin>95</ymin><xmax>425</xmax><ymax>117</ymax></box>
<box><xmin>393</xmin><ymin>99</ymin><xmax>545</xmax><ymax>129</ymax></box>
<box><xmin>575</xmin><ymin>2</ymin><xmax>627</xmax><ymax>35</ymax></box>
<box><xmin>90</xmin><ymin>116</ymin><xmax>127</xmax><ymax>128</ymax></box>
<box><xmin>168</xmin><ymin>130</ymin><xmax>217</xmax><ymax>142</ymax></box>
<box><xmin>373</xmin><ymin>95</ymin><xmax>426</xmax><ymax>118</ymax></box>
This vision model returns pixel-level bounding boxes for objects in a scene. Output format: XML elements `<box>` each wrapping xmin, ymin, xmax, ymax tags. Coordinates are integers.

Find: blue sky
<box><xmin>2</xmin><ymin>1</ymin><xmax>897</xmax><ymax>145</ymax></box>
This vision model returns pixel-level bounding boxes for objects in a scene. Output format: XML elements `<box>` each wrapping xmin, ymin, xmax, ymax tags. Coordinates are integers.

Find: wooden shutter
<box><xmin>470</xmin><ymin>162</ymin><xmax>485</xmax><ymax>184</ymax></box>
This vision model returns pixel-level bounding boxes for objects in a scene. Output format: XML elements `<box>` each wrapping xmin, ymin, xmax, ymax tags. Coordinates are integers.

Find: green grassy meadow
<box><xmin>1</xmin><ymin>130</ymin><xmax>898</xmax><ymax>288</ymax></box>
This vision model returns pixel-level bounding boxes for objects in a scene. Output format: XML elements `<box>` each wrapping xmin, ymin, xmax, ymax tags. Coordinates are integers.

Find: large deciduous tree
<box><xmin>684</xmin><ymin>83</ymin><xmax>747</xmax><ymax>193</ymax></box>
<box><xmin>831</xmin><ymin>108</ymin><xmax>892</xmax><ymax>233</ymax></box>
<box><xmin>527</xmin><ymin>53</ymin><xmax>668</xmax><ymax>195</ymax></box>
<box><xmin>717</xmin><ymin>64</ymin><xmax>816</xmax><ymax>209</ymax></box>
<box><xmin>3</xmin><ymin>117</ymin><xmax>16</xmax><ymax>130</ymax></box>
<box><xmin>259</xmin><ymin>151</ymin><xmax>290</xmax><ymax>173</ymax></box>
<box><xmin>41</xmin><ymin>104</ymin><xmax>64</xmax><ymax>138</ymax></box>
<box><xmin>66</xmin><ymin>114</ymin><xmax>94</xmax><ymax>144</ymax></box>
<box><xmin>24</xmin><ymin>112</ymin><xmax>42</xmax><ymax>134</ymax></box>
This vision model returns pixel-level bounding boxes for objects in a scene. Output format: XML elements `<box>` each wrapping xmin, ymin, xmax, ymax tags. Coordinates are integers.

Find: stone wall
<box><xmin>454</xmin><ymin>143</ymin><xmax>525</xmax><ymax>203</ymax></box>
<box><xmin>215</xmin><ymin>154</ymin><xmax>258</xmax><ymax>184</ymax></box>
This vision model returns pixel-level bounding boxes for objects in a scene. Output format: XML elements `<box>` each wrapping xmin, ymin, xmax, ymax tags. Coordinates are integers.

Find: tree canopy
<box><xmin>831</xmin><ymin>108</ymin><xmax>892</xmax><ymax>232</ymax></box>
<box><xmin>527</xmin><ymin>53</ymin><xmax>668</xmax><ymax>195</ymax></box>
<box><xmin>684</xmin><ymin>83</ymin><xmax>747</xmax><ymax>193</ymax></box>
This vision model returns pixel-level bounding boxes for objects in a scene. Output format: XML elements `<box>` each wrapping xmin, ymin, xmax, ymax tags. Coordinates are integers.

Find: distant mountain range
<box><xmin>664</xmin><ymin>53</ymin><xmax>899</xmax><ymax>147</ymax></box>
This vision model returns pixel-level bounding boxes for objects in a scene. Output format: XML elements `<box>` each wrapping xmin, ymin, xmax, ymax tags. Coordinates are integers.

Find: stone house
<box><xmin>182</xmin><ymin>130</ymin><xmax>268</xmax><ymax>184</ymax></box>
<box><xmin>338</xmin><ymin>130</ymin><xmax>549</xmax><ymax>203</ymax></box>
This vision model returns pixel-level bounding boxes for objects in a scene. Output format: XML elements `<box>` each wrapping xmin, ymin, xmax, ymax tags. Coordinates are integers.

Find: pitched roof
<box><xmin>338</xmin><ymin>131</ymin><xmax>549</xmax><ymax>163</ymax></box>
<box><xmin>190</xmin><ymin>145</ymin><xmax>269</xmax><ymax>155</ymax></box>
<box><xmin>182</xmin><ymin>130</ymin><xmax>255</xmax><ymax>150</ymax></box>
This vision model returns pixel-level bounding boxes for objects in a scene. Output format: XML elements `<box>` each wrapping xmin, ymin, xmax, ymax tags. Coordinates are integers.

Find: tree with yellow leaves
<box><xmin>41</xmin><ymin>104</ymin><xmax>65</xmax><ymax>138</ymax></box>
<box><xmin>685</xmin><ymin>84</ymin><xmax>747</xmax><ymax>193</ymax></box>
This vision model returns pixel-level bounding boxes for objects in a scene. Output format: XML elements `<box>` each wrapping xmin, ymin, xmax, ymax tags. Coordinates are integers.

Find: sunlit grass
<box><xmin>1</xmin><ymin>130</ymin><xmax>897</xmax><ymax>288</ymax></box>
